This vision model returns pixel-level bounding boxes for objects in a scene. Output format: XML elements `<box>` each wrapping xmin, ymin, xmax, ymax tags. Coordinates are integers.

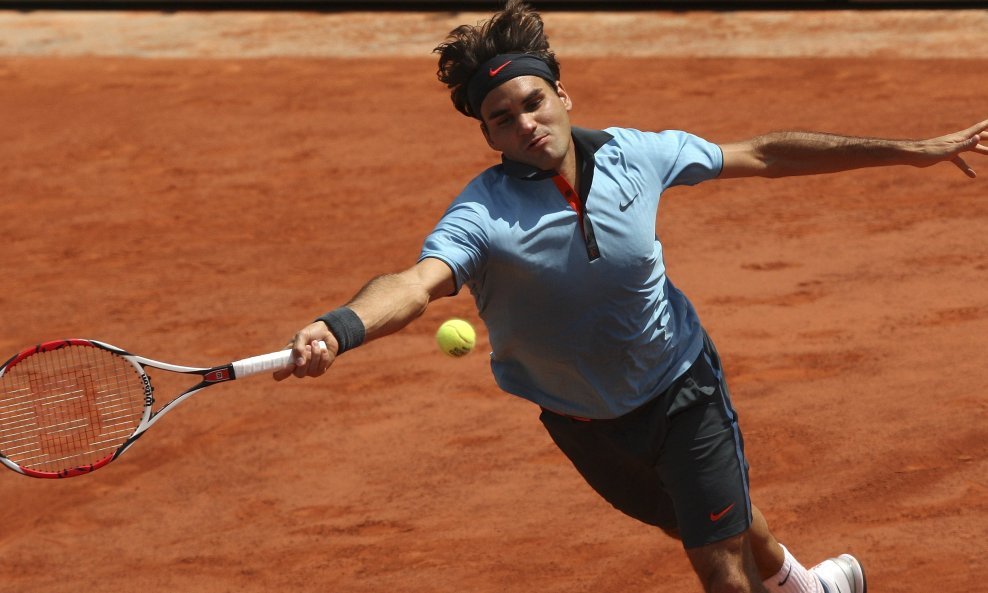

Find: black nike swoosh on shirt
<box><xmin>619</xmin><ymin>192</ymin><xmax>640</xmax><ymax>211</ymax></box>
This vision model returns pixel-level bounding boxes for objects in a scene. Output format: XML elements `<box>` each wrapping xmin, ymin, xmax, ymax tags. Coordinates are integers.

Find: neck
<box><xmin>557</xmin><ymin>142</ymin><xmax>579</xmax><ymax>191</ymax></box>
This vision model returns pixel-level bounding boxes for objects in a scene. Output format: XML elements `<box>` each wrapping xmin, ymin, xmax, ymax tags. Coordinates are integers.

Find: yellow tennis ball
<box><xmin>436</xmin><ymin>319</ymin><xmax>476</xmax><ymax>357</ymax></box>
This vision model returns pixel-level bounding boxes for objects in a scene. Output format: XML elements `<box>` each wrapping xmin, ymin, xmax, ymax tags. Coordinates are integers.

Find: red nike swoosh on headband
<box><xmin>489</xmin><ymin>61</ymin><xmax>512</xmax><ymax>77</ymax></box>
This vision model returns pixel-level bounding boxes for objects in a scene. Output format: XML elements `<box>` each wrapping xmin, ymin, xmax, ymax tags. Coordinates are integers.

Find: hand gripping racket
<box><xmin>0</xmin><ymin>339</ymin><xmax>314</xmax><ymax>479</ymax></box>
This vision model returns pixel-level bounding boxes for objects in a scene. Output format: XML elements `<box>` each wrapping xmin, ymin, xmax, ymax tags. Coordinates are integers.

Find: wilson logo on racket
<box><xmin>0</xmin><ymin>338</ymin><xmax>319</xmax><ymax>479</ymax></box>
<box><xmin>141</xmin><ymin>374</ymin><xmax>153</xmax><ymax>407</ymax></box>
<box><xmin>203</xmin><ymin>369</ymin><xmax>231</xmax><ymax>383</ymax></box>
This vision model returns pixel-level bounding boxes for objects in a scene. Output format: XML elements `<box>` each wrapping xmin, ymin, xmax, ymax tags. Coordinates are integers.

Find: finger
<box><xmin>316</xmin><ymin>340</ymin><xmax>331</xmax><ymax>374</ymax></box>
<box><xmin>965</xmin><ymin>118</ymin><xmax>988</xmax><ymax>135</ymax></box>
<box><xmin>293</xmin><ymin>344</ymin><xmax>313</xmax><ymax>378</ymax></box>
<box><xmin>291</xmin><ymin>334</ymin><xmax>309</xmax><ymax>367</ymax></box>
<box><xmin>304</xmin><ymin>340</ymin><xmax>329</xmax><ymax>376</ymax></box>
<box><xmin>304</xmin><ymin>341</ymin><xmax>320</xmax><ymax>376</ymax></box>
<box><xmin>273</xmin><ymin>342</ymin><xmax>299</xmax><ymax>381</ymax></box>
<box><xmin>952</xmin><ymin>155</ymin><xmax>976</xmax><ymax>178</ymax></box>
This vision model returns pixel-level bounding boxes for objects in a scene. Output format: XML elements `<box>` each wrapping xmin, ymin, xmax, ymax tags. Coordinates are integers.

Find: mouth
<box><xmin>526</xmin><ymin>134</ymin><xmax>549</xmax><ymax>151</ymax></box>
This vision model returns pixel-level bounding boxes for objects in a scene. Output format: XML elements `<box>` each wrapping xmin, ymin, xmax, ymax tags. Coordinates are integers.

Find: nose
<box><xmin>517</xmin><ymin>112</ymin><xmax>538</xmax><ymax>135</ymax></box>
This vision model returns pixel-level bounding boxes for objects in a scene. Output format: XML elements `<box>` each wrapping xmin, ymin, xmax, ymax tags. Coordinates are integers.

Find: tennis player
<box><xmin>275</xmin><ymin>2</ymin><xmax>987</xmax><ymax>592</ymax></box>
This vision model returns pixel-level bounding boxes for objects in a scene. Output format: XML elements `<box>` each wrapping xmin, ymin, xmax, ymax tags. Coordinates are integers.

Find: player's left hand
<box><xmin>916</xmin><ymin>118</ymin><xmax>988</xmax><ymax>178</ymax></box>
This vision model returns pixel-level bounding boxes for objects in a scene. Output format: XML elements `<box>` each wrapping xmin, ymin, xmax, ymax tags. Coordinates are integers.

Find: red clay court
<box><xmin>0</xmin><ymin>8</ymin><xmax>986</xmax><ymax>593</ymax></box>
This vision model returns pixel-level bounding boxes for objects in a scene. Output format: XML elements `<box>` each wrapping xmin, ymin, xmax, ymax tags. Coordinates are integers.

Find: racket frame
<box><xmin>0</xmin><ymin>338</ymin><xmax>293</xmax><ymax>479</ymax></box>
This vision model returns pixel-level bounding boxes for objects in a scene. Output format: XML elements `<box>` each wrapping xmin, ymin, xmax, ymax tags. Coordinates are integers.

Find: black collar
<box><xmin>501</xmin><ymin>127</ymin><xmax>611</xmax><ymax>262</ymax></box>
<box><xmin>501</xmin><ymin>127</ymin><xmax>614</xmax><ymax>181</ymax></box>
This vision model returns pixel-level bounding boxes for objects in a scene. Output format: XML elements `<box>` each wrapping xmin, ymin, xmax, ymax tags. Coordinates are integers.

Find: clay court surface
<box><xmin>1</xmin><ymin>8</ymin><xmax>986</xmax><ymax>593</ymax></box>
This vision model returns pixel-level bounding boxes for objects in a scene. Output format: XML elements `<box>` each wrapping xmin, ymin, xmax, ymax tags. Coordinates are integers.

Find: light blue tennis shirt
<box><xmin>420</xmin><ymin>127</ymin><xmax>723</xmax><ymax>419</ymax></box>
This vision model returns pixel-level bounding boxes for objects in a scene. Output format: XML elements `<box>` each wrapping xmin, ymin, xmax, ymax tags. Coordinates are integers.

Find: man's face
<box><xmin>479</xmin><ymin>76</ymin><xmax>573</xmax><ymax>171</ymax></box>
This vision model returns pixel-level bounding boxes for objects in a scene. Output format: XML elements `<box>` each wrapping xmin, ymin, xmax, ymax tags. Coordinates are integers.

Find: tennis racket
<box><xmin>0</xmin><ymin>338</ymin><xmax>317</xmax><ymax>479</ymax></box>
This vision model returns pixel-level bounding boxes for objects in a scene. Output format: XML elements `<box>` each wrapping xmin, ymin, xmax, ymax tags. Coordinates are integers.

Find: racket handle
<box><xmin>233</xmin><ymin>340</ymin><xmax>328</xmax><ymax>378</ymax></box>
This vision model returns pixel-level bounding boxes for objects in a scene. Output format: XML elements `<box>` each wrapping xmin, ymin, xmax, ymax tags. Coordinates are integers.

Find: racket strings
<box><xmin>0</xmin><ymin>345</ymin><xmax>146</xmax><ymax>473</ymax></box>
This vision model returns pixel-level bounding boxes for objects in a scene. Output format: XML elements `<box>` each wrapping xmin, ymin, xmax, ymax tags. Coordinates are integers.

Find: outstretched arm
<box><xmin>719</xmin><ymin>119</ymin><xmax>988</xmax><ymax>180</ymax></box>
<box><xmin>273</xmin><ymin>257</ymin><xmax>456</xmax><ymax>380</ymax></box>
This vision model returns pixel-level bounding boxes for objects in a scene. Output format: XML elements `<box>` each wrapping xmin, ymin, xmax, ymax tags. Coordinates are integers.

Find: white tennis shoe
<box><xmin>811</xmin><ymin>554</ymin><xmax>867</xmax><ymax>593</ymax></box>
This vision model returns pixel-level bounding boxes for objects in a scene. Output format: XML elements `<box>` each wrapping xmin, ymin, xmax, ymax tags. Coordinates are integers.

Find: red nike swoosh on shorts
<box><xmin>709</xmin><ymin>503</ymin><xmax>736</xmax><ymax>522</ymax></box>
<box><xmin>489</xmin><ymin>61</ymin><xmax>512</xmax><ymax>77</ymax></box>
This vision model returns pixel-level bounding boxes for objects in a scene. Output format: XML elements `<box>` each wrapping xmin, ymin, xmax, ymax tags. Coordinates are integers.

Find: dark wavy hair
<box><xmin>434</xmin><ymin>0</ymin><xmax>561</xmax><ymax>119</ymax></box>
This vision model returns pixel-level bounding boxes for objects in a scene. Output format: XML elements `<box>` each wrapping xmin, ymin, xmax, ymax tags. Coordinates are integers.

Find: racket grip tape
<box><xmin>232</xmin><ymin>340</ymin><xmax>328</xmax><ymax>378</ymax></box>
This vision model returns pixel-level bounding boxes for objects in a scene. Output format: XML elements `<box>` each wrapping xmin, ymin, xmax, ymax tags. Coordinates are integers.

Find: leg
<box><xmin>692</xmin><ymin>332</ymin><xmax>865</xmax><ymax>593</ymax></box>
<box><xmin>748</xmin><ymin>504</ymin><xmax>867</xmax><ymax>593</ymax></box>
<box><xmin>686</xmin><ymin>531</ymin><xmax>769</xmax><ymax>593</ymax></box>
<box><xmin>748</xmin><ymin>504</ymin><xmax>785</xmax><ymax>580</ymax></box>
<box><xmin>656</xmin><ymin>335</ymin><xmax>764</xmax><ymax>592</ymax></box>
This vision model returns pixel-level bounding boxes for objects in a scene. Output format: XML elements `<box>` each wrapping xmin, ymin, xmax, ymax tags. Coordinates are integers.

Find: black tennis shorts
<box><xmin>539</xmin><ymin>330</ymin><xmax>752</xmax><ymax>549</ymax></box>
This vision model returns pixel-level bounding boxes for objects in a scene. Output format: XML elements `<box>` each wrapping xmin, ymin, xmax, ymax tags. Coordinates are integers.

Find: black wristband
<box><xmin>315</xmin><ymin>307</ymin><xmax>366</xmax><ymax>355</ymax></box>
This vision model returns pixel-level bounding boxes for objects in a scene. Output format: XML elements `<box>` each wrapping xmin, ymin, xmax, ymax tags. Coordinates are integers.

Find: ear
<box><xmin>555</xmin><ymin>80</ymin><xmax>573</xmax><ymax>111</ymax></box>
<box><xmin>480</xmin><ymin>121</ymin><xmax>497</xmax><ymax>151</ymax></box>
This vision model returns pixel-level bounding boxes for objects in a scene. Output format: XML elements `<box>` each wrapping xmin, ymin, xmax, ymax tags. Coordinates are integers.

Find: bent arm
<box><xmin>345</xmin><ymin>257</ymin><xmax>457</xmax><ymax>341</ymax></box>
<box><xmin>275</xmin><ymin>257</ymin><xmax>456</xmax><ymax>380</ymax></box>
<box><xmin>719</xmin><ymin>120</ymin><xmax>988</xmax><ymax>180</ymax></box>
